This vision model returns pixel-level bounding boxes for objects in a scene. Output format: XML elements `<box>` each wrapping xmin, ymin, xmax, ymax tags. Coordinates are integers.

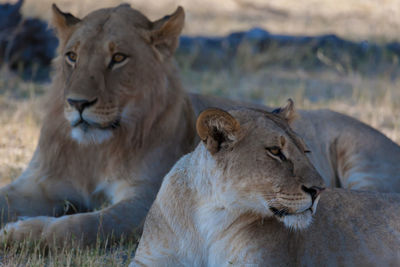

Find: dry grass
<box><xmin>1</xmin><ymin>0</ymin><xmax>400</xmax><ymax>265</ymax></box>
<box><xmin>14</xmin><ymin>0</ymin><xmax>400</xmax><ymax>42</ymax></box>
<box><xmin>0</xmin><ymin>68</ymin><xmax>42</xmax><ymax>186</ymax></box>
<box><xmin>0</xmin><ymin>237</ymin><xmax>137</xmax><ymax>266</ymax></box>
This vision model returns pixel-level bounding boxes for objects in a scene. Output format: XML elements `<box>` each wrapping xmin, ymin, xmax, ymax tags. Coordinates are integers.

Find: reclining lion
<box><xmin>132</xmin><ymin>104</ymin><xmax>400</xmax><ymax>266</ymax></box>
<box><xmin>0</xmin><ymin>4</ymin><xmax>400</xmax><ymax>246</ymax></box>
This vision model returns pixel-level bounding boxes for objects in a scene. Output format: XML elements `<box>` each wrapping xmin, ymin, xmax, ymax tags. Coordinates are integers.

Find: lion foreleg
<box><xmin>0</xmin><ymin>197</ymin><xmax>149</xmax><ymax>247</ymax></box>
<box><xmin>0</xmin><ymin>162</ymin><xmax>88</xmax><ymax>225</ymax></box>
<box><xmin>0</xmin><ymin>178</ymin><xmax>65</xmax><ymax>224</ymax></box>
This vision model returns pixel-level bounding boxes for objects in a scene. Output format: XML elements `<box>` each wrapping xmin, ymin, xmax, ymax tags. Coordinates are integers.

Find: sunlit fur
<box><xmin>132</xmin><ymin>108</ymin><xmax>400</xmax><ymax>266</ymax></box>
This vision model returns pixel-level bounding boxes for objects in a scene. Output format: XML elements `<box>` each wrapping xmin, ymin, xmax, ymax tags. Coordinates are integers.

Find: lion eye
<box><xmin>65</xmin><ymin>51</ymin><xmax>77</xmax><ymax>64</ymax></box>
<box><xmin>111</xmin><ymin>53</ymin><xmax>127</xmax><ymax>63</ymax></box>
<box><xmin>270</xmin><ymin>148</ymin><xmax>280</xmax><ymax>155</ymax></box>
<box><xmin>266</xmin><ymin>147</ymin><xmax>286</xmax><ymax>161</ymax></box>
<box><xmin>108</xmin><ymin>53</ymin><xmax>129</xmax><ymax>69</ymax></box>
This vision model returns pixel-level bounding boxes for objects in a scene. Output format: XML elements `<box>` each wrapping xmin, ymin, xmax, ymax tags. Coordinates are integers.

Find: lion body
<box><xmin>0</xmin><ymin>4</ymin><xmax>198</xmax><ymax>245</ymax></box>
<box><xmin>132</xmin><ymin>109</ymin><xmax>400</xmax><ymax>266</ymax></box>
<box><xmin>0</xmin><ymin>4</ymin><xmax>400</xmax><ymax>246</ymax></box>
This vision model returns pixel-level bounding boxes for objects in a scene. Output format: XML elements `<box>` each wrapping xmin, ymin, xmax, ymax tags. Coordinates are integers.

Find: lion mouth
<box><xmin>72</xmin><ymin>118</ymin><xmax>120</xmax><ymax>131</ymax></box>
<box><xmin>269</xmin><ymin>206</ymin><xmax>315</xmax><ymax>230</ymax></box>
<box><xmin>269</xmin><ymin>206</ymin><xmax>314</xmax><ymax>217</ymax></box>
<box><xmin>268</xmin><ymin>195</ymin><xmax>321</xmax><ymax>230</ymax></box>
<box><xmin>269</xmin><ymin>194</ymin><xmax>321</xmax><ymax>219</ymax></box>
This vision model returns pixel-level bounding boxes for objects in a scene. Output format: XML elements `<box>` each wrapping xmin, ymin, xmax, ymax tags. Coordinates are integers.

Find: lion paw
<box><xmin>0</xmin><ymin>216</ymin><xmax>56</xmax><ymax>244</ymax></box>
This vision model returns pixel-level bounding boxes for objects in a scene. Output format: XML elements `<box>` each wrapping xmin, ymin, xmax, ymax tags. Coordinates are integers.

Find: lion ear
<box><xmin>150</xmin><ymin>6</ymin><xmax>185</xmax><ymax>58</ymax></box>
<box><xmin>272</xmin><ymin>98</ymin><xmax>298</xmax><ymax>124</ymax></box>
<box><xmin>196</xmin><ymin>108</ymin><xmax>241</xmax><ymax>154</ymax></box>
<box><xmin>51</xmin><ymin>4</ymin><xmax>81</xmax><ymax>41</ymax></box>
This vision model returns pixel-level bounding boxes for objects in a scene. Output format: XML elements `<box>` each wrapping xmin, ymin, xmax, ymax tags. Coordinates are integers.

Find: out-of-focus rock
<box><xmin>178</xmin><ymin>28</ymin><xmax>400</xmax><ymax>76</ymax></box>
<box><xmin>0</xmin><ymin>0</ymin><xmax>58</xmax><ymax>81</ymax></box>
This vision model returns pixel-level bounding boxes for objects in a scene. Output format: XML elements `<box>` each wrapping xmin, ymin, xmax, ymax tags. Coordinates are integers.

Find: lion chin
<box><xmin>277</xmin><ymin>210</ymin><xmax>313</xmax><ymax>230</ymax></box>
<box><xmin>71</xmin><ymin>126</ymin><xmax>113</xmax><ymax>145</ymax></box>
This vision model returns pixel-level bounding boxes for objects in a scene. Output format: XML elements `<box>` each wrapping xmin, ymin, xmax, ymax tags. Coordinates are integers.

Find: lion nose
<box><xmin>67</xmin><ymin>98</ymin><xmax>97</xmax><ymax>113</ymax></box>
<box><xmin>301</xmin><ymin>185</ymin><xmax>325</xmax><ymax>202</ymax></box>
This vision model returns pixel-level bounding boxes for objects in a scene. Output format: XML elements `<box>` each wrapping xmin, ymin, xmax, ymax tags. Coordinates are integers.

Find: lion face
<box><xmin>51</xmin><ymin>4</ymin><xmax>185</xmax><ymax>144</ymax></box>
<box><xmin>196</xmin><ymin>102</ymin><xmax>325</xmax><ymax>230</ymax></box>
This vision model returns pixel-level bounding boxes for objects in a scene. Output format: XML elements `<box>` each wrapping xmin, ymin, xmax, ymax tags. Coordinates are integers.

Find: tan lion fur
<box><xmin>0</xmin><ymin>4</ymin><xmax>197</xmax><ymax>246</ymax></box>
<box><xmin>0</xmin><ymin>4</ymin><xmax>400</xmax><ymax>247</ymax></box>
<box><xmin>132</xmin><ymin>107</ymin><xmax>400</xmax><ymax>266</ymax></box>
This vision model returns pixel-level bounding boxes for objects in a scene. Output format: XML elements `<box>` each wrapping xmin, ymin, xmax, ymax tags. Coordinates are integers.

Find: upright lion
<box><xmin>0</xmin><ymin>4</ymin><xmax>197</xmax><ymax>246</ymax></box>
<box><xmin>0</xmin><ymin>4</ymin><xmax>400</xmax><ymax>246</ymax></box>
<box><xmin>132</xmin><ymin>105</ymin><xmax>400</xmax><ymax>266</ymax></box>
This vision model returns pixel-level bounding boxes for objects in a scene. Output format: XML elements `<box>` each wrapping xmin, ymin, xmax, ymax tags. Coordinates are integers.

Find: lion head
<box><xmin>196</xmin><ymin>100</ymin><xmax>326</xmax><ymax>230</ymax></box>
<box><xmin>50</xmin><ymin>4</ymin><xmax>185</xmax><ymax>145</ymax></box>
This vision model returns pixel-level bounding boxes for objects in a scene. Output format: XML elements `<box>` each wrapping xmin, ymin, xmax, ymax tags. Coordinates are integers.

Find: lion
<box><xmin>131</xmin><ymin>104</ymin><xmax>400</xmax><ymax>266</ymax></box>
<box><xmin>0</xmin><ymin>3</ymin><xmax>400</xmax><ymax>247</ymax></box>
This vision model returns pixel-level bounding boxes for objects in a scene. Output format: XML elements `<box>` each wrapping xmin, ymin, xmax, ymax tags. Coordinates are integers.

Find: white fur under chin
<box><xmin>71</xmin><ymin>127</ymin><xmax>113</xmax><ymax>145</ymax></box>
<box><xmin>278</xmin><ymin>210</ymin><xmax>313</xmax><ymax>230</ymax></box>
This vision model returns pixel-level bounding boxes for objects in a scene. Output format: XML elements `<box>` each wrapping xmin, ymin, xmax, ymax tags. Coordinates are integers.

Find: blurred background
<box><xmin>1</xmin><ymin>0</ymin><xmax>400</xmax><ymax>186</ymax></box>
